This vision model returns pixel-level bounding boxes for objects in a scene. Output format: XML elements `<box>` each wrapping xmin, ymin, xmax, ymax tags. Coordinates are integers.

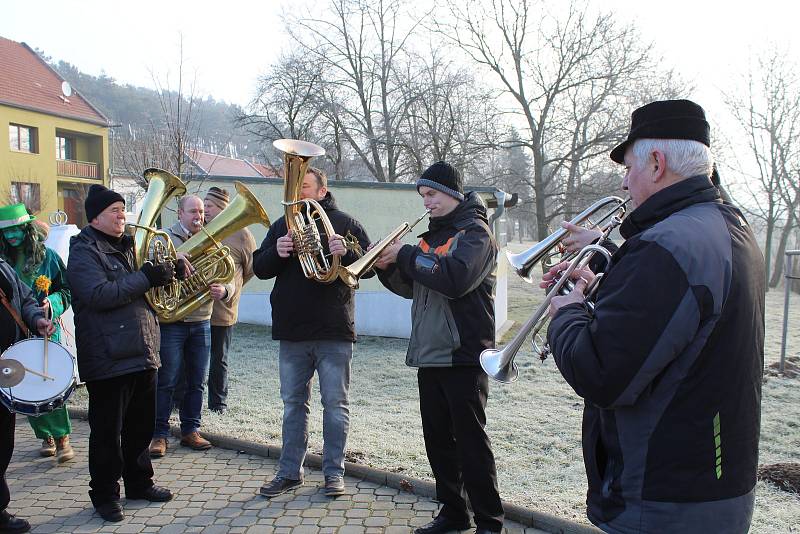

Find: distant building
<box><xmin>186</xmin><ymin>148</ymin><xmax>277</xmax><ymax>178</ymax></box>
<box><xmin>0</xmin><ymin>36</ymin><xmax>109</xmax><ymax>225</ymax></box>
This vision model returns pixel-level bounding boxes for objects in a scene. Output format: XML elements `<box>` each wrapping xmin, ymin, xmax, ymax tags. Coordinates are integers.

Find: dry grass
<box><xmin>68</xmin><ymin>242</ymin><xmax>800</xmax><ymax>533</ymax></box>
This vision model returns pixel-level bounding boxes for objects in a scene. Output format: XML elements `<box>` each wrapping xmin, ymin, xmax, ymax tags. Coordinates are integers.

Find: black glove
<box><xmin>175</xmin><ymin>258</ymin><xmax>189</xmax><ymax>281</ymax></box>
<box><xmin>140</xmin><ymin>261</ymin><xmax>175</xmax><ymax>288</ymax></box>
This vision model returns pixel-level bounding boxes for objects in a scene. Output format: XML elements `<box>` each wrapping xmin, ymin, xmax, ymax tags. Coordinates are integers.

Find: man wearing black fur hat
<box><xmin>542</xmin><ymin>100</ymin><xmax>765</xmax><ymax>533</ymax></box>
<box><xmin>67</xmin><ymin>185</ymin><xmax>174</xmax><ymax>523</ymax></box>
<box><xmin>375</xmin><ymin>161</ymin><xmax>504</xmax><ymax>534</ymax></box>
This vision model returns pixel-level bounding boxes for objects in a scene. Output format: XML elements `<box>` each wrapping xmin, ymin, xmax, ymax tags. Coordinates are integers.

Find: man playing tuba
<box><xmin>253</xmin><ymin>166</ymin><xmax>371</xmax><ymax>498</ymax></box>
<box><xmin>148</xmin><ymin>195</ymin><xmax>235</xmax><ymax>458</ymax></box>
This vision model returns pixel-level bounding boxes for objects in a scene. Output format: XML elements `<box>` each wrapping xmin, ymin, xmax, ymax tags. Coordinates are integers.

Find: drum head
<box><xmin>1</xmin><ymin>339</ymin><xmax>75</xmax><ymax>404</ymax></box>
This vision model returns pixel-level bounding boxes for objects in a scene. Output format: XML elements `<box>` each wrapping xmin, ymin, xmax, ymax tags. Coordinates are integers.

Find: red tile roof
<box><xmin>0</xmin><ymin>36</ymin><xmax>108</xmax><ymax>126</ymax></box>
<box><xmin>252</xmin><ymin>162</ymin><xmax>279</xmax><ymax>177</ymax></box>
<box><xmin>186</xmin><ymin>149</ymin><xmax>269</xmax><ymax>177</ymax></box>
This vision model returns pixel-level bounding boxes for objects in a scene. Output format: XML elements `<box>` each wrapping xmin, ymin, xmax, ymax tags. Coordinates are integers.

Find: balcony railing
<box><xmin>57</xmin><ymin>159</ymin><xmax>98</xmax><ymax>179</ymax></box>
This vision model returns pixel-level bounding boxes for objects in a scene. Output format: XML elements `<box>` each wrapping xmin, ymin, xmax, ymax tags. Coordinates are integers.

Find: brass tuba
<box><xmin>273</xmin><ymin>138</ymin><xmax>342</xmax><ymax>284</ymax></box>
<box><xmin>131</xmin><ymin>168</ymin><xmax>271</xmax><ymax>323</ymax></box>
<box><xmin>131</xmin><ymin>168</ymin><xmax>186</xmax><ymax>316</ymax></box>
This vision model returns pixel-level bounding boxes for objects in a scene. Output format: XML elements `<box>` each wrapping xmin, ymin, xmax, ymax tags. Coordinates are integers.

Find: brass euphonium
<box><xmin>163</xmin><ymin>181</ymin><xmax>271</xmax><ymax>323</ymax></box>
<box><xmin>273</xmin><ymin>138</ymin><xmax>342</xmax><ymax>284</ymax></box>
<box><xmin>131</xmin><ymin>168</ymin><xmax>271</xmax><ymax>323</ymax></box>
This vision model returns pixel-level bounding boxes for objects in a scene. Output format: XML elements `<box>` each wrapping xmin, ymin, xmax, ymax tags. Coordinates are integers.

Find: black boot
<box><xmin>0</xmin><ymin>510</ymin><xmax>31</xmax><ymax>533</ymax></box>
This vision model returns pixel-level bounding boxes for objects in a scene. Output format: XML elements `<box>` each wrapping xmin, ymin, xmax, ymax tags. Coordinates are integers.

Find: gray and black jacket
<box><xmin>547</xmin><ymin>176</ymin><xmax>765</xmax><ymax>533</ymax></box>
<box><xmin>67</xmin><ymin>226</ymin><xmax>160</xmax><ymax>382</ymax></box>
<box><xmin>379</xmin><ymin>192</ymin><xmax>497</xmax><ymax>367</ymax></box>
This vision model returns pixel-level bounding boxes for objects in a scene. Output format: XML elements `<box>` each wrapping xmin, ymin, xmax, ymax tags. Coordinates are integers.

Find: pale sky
<box><xmin>2</xmin><ymin>0</ymin><xmax>798</xmax><ymax>144</ymax></box>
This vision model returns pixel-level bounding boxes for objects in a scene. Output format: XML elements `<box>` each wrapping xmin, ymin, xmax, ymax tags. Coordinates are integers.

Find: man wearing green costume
<box><xmin>0</xmin><ymin>203</ymin><xmax>74</xmax><ymax>463</ymax></box>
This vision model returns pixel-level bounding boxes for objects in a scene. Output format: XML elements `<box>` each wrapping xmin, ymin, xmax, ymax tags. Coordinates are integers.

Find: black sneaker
<box><xmin>95</xmin><ymin>501</ymin><xmax>124</xmax><ymax>522</ymax></box>
<box><xmin>324</xmin><ymin>475</ymin><xmax>345</xmax><ymax>497</ymax></box>
<box><xmin>259</xmin><ymin>476</ymin><xmax>303</xmax><ymax>498</ymax></box>
<box><xmin>414</xmin><ymin>515</ymin><xmax>471</xmax><ymax>534</ymax></box>
<box><xmin>0</xmin><ymin>510</ymin><xmax>31</xmax><ymax>533</ymax></box>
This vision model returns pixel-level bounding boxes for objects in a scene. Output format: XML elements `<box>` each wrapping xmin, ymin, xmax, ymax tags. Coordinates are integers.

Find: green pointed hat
<box><xmin>0</xmin><ymin>203</ymin><xmax>36</xmax><ymax>229</ymax></box>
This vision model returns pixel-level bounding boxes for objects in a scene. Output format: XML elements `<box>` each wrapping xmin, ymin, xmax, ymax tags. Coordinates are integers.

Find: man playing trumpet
<box><xmin>374</xmin><ymin>161</ymin><xmax>504</xmax><ymax>534</ymax></box>
<box><xmin>543</xmin><ymin>100</ymin><xmax>764</xmax><ymax>533</ymax></box>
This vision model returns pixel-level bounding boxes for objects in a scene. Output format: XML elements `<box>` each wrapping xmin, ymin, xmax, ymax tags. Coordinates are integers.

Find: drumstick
<box><xmin>43</xmin><ymin>305</ymin><xmax>50</xmax><ymax>380</ymax></box>
<box><xmin>21</xmin><ymin>364</ymin><xmax>54</xmax><ymax>381</ymax></box>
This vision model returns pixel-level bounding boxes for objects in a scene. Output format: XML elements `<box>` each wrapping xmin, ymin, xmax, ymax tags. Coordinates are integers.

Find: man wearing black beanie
<box><xmin>67</xmin><ymin>186</ymin><xmax>174</xmax><ymax>523</ymax></box>
<box><xmin>374</xmin><ymin>161</ymin><xmax>504</xmax><ymax>534</ymax></box>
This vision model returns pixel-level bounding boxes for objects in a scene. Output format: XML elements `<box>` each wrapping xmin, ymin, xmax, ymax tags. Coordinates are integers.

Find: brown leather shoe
<box><xmin>55</xmin><ymin>436</ymin><xmax>74</xmax><ymax>463</ymax></box>
<box><xmin>149</xmin><ymin>438</ymin><xmax>168</xmax><ymax>458</ymax></box>
<box><xmin>39</xmin><ymin>436</ymin><xmax>56</xmax><ymax>457</ymax></box>
<box><xmin>180</xmin><ymin>431</ymin><xmax>212</xmax><ymax>451</ymax></box>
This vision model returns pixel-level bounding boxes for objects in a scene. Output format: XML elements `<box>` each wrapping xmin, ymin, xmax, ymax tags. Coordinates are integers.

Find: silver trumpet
<box><xmin>481</xmin><ymin>244</ymin><xmax>614</xmax><ymax>383</ymax></box>
<box><xmin>506</xmin><ymin>196</ymin><xmax>627</xmax><ymax>283</ymax></box>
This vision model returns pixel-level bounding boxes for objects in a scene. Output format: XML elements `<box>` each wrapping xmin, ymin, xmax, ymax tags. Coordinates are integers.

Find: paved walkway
<box><xmin>8</xmin><ymin>418</ymin><xmax>546</xmax><ymax>533</ymax></box>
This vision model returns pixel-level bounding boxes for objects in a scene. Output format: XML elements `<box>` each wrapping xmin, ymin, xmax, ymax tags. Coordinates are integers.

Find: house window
<box><xmin>56</xmin><ymin>136</ymin><xmax>74</xmax><ymax>160</ymax></box>
<box><xmin>10</xmin><ymin>182</ymin><xmax>41</xmax><ymax>212</ymax></box>
<box><xmin>9</xmin><ymin>124</ymin><xmax>38</xmax><ymax>153</ymax></box>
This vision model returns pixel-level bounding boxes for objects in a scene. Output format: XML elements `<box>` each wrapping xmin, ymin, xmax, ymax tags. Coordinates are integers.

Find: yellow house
<box><xmin>0</xmin><ymin>36</ymin><xmax>109</xmax><ymax>226</ymax></box>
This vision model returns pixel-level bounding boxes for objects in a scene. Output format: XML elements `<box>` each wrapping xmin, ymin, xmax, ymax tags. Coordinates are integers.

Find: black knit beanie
<box><xmin>85</xmin><ymin>184</ymin><xmax>125</xmax><ymax>222</ymax></box>
<box><xmin>416</xmin><ymin>161</ymin><xmax>464</xmax><ymax>201</ymax></box>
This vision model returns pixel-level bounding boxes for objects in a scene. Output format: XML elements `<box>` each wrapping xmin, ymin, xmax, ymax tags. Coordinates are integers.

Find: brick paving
<box><xmin>8</xmin><ymin>418</ymin><xmax>546</xmax><ymax>533</ymax></box>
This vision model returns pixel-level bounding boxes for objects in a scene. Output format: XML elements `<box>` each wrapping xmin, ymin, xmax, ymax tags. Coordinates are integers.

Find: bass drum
<box><xmin>0</xmin><ymin>338</ymin><xmax>77</xmax><ymax>416</ymax></box>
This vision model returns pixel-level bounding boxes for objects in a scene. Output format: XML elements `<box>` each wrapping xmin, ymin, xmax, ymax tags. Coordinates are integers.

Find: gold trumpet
<box><xmin>337</xmin><ymin>209</ymin><xmax>430</xmax><ymax>289</ymax></box>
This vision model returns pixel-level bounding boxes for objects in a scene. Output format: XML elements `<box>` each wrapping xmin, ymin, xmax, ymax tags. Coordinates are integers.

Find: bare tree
<box><xmin>114</xmin><ymin>35</ymin><xmax>203</xmax><ymax>186</ymax></box>
<box><xmin>439</xmin><ymin>0</ymin><xmax>683</xmax><ymax>239</ymax></box>
<box><xmin>396</xmin><ymin>46</ymin><xmax>504</xmax><ymax>179</ymax></box>
<box><xmin>724</xmin><ymin>48</ymin><xmax>800</xmax><ymax>288</ymax></box>
<box><xmin>289</xmin><ymin>0</ymin><xmax>429</xmax><ymax>182</ymax></box>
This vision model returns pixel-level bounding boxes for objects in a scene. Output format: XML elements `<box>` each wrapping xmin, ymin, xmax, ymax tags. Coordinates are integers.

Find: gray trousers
<box><xmin>277</xmin><ymin>340</ymin><xmax>352</xmax><ymax>479</ymax></box>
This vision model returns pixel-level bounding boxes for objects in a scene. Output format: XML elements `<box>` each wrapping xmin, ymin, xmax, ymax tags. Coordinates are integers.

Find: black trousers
<box><xmin>418</xmin><ymin>366</ymin><xmax>504</xmax><ymax>532</ymax></box>
<box><xmin>85</xmin><ymin>369</ymin><xmax>157</xmax><ymax>506</ymax></box>
<box><xmin>208</xmin><ymin>325</ymin><xmax>233</xmax><ymax>410</ymax></box>
<box><xmin>0</xmin><ymin>404</ymin><xmax>14</xmax><ymax>512</ymax></box>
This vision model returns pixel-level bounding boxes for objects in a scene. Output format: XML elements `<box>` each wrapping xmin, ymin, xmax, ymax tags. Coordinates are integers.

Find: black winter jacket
<box><xmin>252</xmin><ymin>193</ymin><xmax>371</xmax><ymax>342</ymax></box>
<box><xmin>0</xmin><ymin>258</ymin><xmax>45</xmax><ymax>351</ymax></box>
<box><xmin>378</xmin><ymin>192</ymin><xmax>497</xmax><ymax>366</ymax></box>
<box><xmin>67</xmin><ymin>226</ymin><xmax>161</xmax><ymax>382</ymax></box>
<box><xmin>547</xmin><ymin>176</ymin><xmax>765</xmax><ymax>533</ymax></box>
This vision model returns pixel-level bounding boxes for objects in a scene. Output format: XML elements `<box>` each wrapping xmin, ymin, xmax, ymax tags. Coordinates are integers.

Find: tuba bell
<box><xmin>131</xmin><ymin>168</ymin><xmax>271</xmax><ymax>323</ymax></box>
<box><xmin>273</xmin><ymin>138</ymin><xmax>342</xmax><ymax>284</ymax></box>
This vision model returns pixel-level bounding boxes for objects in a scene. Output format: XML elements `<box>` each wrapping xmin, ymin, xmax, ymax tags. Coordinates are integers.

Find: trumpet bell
<box><xmin>479</xmin><ymin>349</ymin><xmax>519</xmax><ymax>384</ymax></box>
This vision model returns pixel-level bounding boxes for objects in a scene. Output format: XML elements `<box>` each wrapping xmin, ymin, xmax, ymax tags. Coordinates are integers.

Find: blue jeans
<box><xmin>155</xmin><ymin>320</ymin><xmax>211</xmax><ymax>438</ymax></box>
<box><xmin>278</xmin><ymin>340</ymin><xmax>352</xmax><ymax>479</ymax></box>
